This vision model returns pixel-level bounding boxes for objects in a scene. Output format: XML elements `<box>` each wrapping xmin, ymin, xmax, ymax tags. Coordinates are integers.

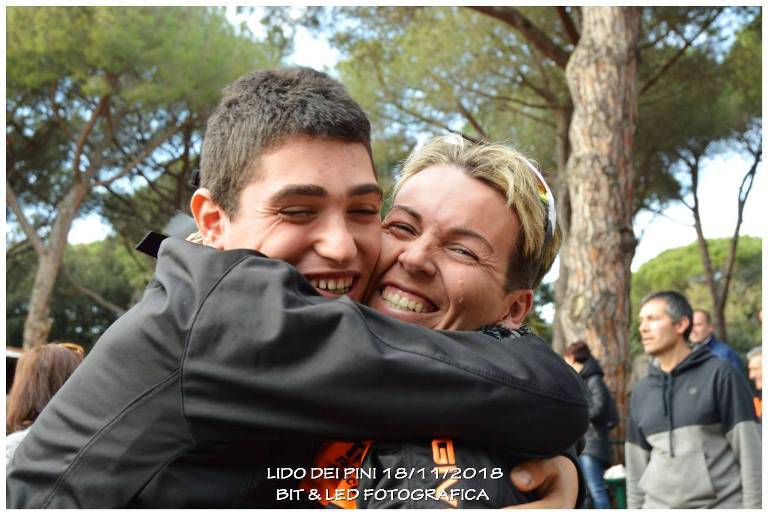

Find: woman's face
<box><xmin>367</xmin><ymin>164</ymin><xmax>532</xmax><ymax>331</ymax></box>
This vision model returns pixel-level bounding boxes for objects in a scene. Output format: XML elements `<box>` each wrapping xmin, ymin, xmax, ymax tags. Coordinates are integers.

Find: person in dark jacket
<box><xmin>564</xmin><ymin>341</ymin><xmax>616</xmax><ymax>509</ymax></box>
<box><xmin>7</xmin><ymin>67</ymin><xmax>587</xmax><ymax>508</ymax></box>
<box><xmin>690</xmin><ymin>309</ymin><xmax>743</xmax><ymax>371</ymax></box>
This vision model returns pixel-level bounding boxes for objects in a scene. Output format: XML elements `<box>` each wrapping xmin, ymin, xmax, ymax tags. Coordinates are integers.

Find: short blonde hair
<box><xmin>394</xmin><ymin>136</ymin><xmax>561</xmax><ymax>289</ymax></box>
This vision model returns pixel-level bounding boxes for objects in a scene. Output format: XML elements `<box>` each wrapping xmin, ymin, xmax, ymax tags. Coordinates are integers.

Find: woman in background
<box><xmin>6</xmin><ymin>343</ymin><xmax>84</xmax><ymax>464</ymax></box>
<box><xmin>564</xmin><ymin>341</ymin><xmax>618</xmax><ymax>509</ymax></box>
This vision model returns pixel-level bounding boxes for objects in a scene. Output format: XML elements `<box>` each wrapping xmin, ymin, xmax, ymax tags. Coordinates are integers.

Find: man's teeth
<box><xmin>310</xmin><ymin>277</ymin><xmax>353</xmax><ymax>294</ymax></box>
<box><xmin>382</xmin><ymin>290</ymin><xmax>425</xmax><ymax>313</ymax></box>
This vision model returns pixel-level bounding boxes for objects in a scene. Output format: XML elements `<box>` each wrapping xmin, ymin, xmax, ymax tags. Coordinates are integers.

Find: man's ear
<box><xmin>190</xmin><ymin>188</ymin><xmax>227</xmax><ymax>250</ymax></box>
<box><xmin>496</xmin><ymin>288</ymin><xmax>534</xmax><ymax>330</ymax></box>
<box><xmin>675</xmin><ymin>315</ymin><xmax>691</xmax><ymax>338</ymax></box>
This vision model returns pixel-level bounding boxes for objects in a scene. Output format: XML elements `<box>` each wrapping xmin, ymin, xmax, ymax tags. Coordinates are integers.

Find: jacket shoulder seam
<box><xmin>178</xmin><ymin>254</ymin><xmax>253</xmax><ymax>444</ymax></box>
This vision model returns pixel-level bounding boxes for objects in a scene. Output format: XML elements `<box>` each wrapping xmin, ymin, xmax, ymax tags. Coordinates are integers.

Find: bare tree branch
<box><xmin>456</xmin><ymin>100</ymin><xmax>488</xmax><ymax>139</ymax></box>
<box><xmin>6</xmin><ymin>180</ymin><xmax>47</xmax><ymax>255</ymax></box>
<box><xmin>446</xmin><ymin>75</ymin><xmax>557</xmax><ymax>110</ymax></box>
<box><xmin>392</xmin><ymin>100</ymin><xmax>481</xmax><ymax>144</ymax></box>
<box><xmin>470</xmin><ymin>6</ymin><xmax>571</xmax><ymax>69</ymax></box>
<box><xmin>640</xmin><ymin>8</ymin><xmax>724</xmax><ymax>96</ymax></box>
<box><xmin>556</xmin><ymin>7</ymin><xmax>580</xmax><ymax>45</ymax></box>
<box><xmin>6</xmin><ymin>239</ymin><xmax>35</xmax><ymax>261</ymax></box>
<box><xmin>60</xmin><ymin>266</ymin><xmax>127</xmax><ymax>316</ymax></box>
<box><xmin>72</xmin><ymin>95</ymin><xmax>110</xmax><ymax>179</ymax></box>
<box><xmin>718</xmin><ymin>146</ymin><xmax>761</xmax><ymax>315</ymax></box>
<box><xmin>639</xmin><ymin>204</ymin><xmax>691</xmax><ymax>226</ymax></box>
<box><xmin>92</xmin><ymin>124</ymin><xmax>178</xmax><ymax>187</ymax></box>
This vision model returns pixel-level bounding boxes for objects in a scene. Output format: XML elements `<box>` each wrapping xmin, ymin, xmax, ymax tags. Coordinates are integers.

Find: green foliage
<box><xmin>332</xmin><ymin>6</ymin><xmax>563</xmax><ymax>169</ymax></box>
<box><xmin>6</xmin><ymin>238</ymin><xmax>154</xmax><ymax>351</ymax></box>
<box><xmin>723</xmin><ymin>12</ymin><xmax>761</xmax><ymax>120</ymax></box>
<box><xmin>7</xmin><ymin>6</ymin><xmax>281</xmax><ymax>230</ymax></box>
<box><xmin>289</xmin><ymin>6</ymin><xmax>759</xmax><ymax>221</ymax></box>
<box><xmin>6</xmin><ymin>7</ymin><xmax>285</xmax><ymax>345</ymax></box>
<box><xmin>100</xmin><ymin>162</ymin><xmax>198</xmax><ymax>254</ymax></box>
<box><xmin>7</xmin><ymin>7</ymin><xmax>278</xmax><ymax>110</ymax></box>
<box><xmin>630</xmin><ymin>236</ymin><xmax>762</xmax><ymax>358</ymax></box>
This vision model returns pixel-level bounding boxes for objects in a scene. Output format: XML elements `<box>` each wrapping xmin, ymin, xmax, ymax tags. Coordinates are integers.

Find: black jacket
<box><xmin>579</xmin><ymin>357</ymin><xmax>615</xmax><ymax>465</ymax></box>
<box><xmin>6</xmin><ymin>237</ymin><xmax>588</xmax><ymax>508</ymax></box>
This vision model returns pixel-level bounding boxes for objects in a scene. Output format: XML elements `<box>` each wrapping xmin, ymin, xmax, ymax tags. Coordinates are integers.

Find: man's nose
<box><xmin>315</xmin><ymin>215</ymin><xmax>357</xmax><ymax>265</ymax></box>
<box><xmin>397</xmin><ymin>237</ymin><xmax>437</xmax><ymax>277</ymax></box>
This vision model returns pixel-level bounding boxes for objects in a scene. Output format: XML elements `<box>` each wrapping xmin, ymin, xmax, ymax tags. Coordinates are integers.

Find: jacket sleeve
<box><xmin>625</xmin><ymin>405</ymin><xmax>650</xmax><ymax>509</ymax></box>
<box><xmin>585</xmin><ymin>376</ymin><xmax>609</xmax><ymax>423</ymax></box>
<box><xmin>177</xmin><ymin>241</ymin><xmax>589</xmax><ymax>456</ymax></box>
<box><xmin>716</xmin><ymin>365</ymin><xmax>762</xmax><ymax>508</ymax></box>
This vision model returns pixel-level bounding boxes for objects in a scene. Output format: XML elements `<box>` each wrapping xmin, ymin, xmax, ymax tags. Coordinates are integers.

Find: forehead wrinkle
<box><xmin>268</xmin><ymin>184</ymin><xmax>327</xmax><ymax>203</ymax></box>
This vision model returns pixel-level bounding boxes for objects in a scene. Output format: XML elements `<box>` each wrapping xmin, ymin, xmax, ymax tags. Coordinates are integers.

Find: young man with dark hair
<box><xmin>7</xmin><ymin>67</ymin><xmax>587</xmax><ymax>508</ymax></box>
<box><xmin>627</xmin><ymin>291</ymin><xmax>761</xmax><ymax>508</ymax></box>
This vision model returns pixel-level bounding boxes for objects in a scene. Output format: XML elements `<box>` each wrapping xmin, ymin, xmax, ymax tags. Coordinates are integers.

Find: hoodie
<box><xmin>626</xmin><ymin>345</ymin><xmax>761</xmax><ymax>508</ymax></box>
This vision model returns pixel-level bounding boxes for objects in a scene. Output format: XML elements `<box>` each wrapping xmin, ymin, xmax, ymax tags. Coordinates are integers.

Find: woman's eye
<box><xmin>387</xmin><ymin>222</ymin><xmax>416</xmax><ymax>236</ymax></box>
<box><xmin>449</xmin><ymin>247</ymin><xmax>479</xmax><ymax>260</ymax></box>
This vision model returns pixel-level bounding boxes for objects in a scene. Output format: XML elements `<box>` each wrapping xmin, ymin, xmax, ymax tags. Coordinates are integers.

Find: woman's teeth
<box><xmin>382</xmin><ymin>289</ymin><xmax>425</xmax><ymax>313</ymax></box>
<box><xmin>310</xmin><ymin>277</ymin><xmax>353</xmax><ymax>294</ymax></box>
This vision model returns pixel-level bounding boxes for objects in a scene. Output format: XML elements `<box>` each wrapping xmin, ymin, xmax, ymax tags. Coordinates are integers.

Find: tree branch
<box><xmin>446</xmin><ymin>75</ymin><xmax>557</xmax><ymax>110</ymax></box>
<box><xmin>719</xmin><ymin>147</ymin><xmax>761</xmax><ymax>309</ymax></box>
<box><xmin>60</xmin><ymin>266</ymin><xmax>127</xmax><ymax>316</ymax></box>
<box><xmin>92</xmin><ymin>124</ymin><xmax>178</xmax><ymax>187</ymax></box>
<box><xmin>392</xmin><ymin>100</ymin><xmax>481</xmax><ymax>144</ymax></box>
<box><xmin>456</xmin><ymin>100</ymin><xmax>488</xmax><ymax>140</ymax></box>
<box><xmin>72</xmin><ymin>95</ymin><xmax>110</xmax><ymax>179</ymax></box>
<box><xmin>6</xmin><ymin>180</ymin><xmax>47</xmax><ymax>255</ymax></box>
<box><xmin>556</xmin><ymin>7</ymin><xmax>580</xmax><ymax>46</ymax></box>
<box><xmin>470</xmin><ymin>7</ymin><xmax>571</xmax><ymax>69</ymax></box>
<box><xmin>639</xmin><ymin>8</ymin><xmax>723</xmax><ymax>96</ymax></box>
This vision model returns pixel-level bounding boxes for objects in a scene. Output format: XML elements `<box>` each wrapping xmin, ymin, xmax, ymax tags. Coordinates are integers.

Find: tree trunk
<box><xmin>22</xmin><ymin>183</ymin><xmax>89</xmax><ymax>348</ymax></box>
<box><xmin>552</xmin><ymin>106</ymin><xmax>573</xmax><ymax>354</ymax></box>
<box><xmin>560</xmin><ymin>7</ymin><xmax>640</xmax><ymax>445</ymax></box>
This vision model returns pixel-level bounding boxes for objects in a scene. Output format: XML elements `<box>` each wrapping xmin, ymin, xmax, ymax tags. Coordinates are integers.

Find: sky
<box><xmin>68</xmin><ymin>7</ymin><xmax>765</xmax><ymax>277</ymax></box>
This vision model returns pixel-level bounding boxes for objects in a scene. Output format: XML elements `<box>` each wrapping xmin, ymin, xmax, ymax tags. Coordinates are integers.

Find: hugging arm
<box><xmin>6</xmin><ymin>237</ymin><xmax>586</xmax><ymax>509</ymax></box>
<box><xmin>177</xmin><ymin>239</ymin><xmax>589</xmax><ymax>453</ymax></box>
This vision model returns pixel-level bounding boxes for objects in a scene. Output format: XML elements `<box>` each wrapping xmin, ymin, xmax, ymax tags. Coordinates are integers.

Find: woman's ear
<box><xmin>496</xmin><ymin>288</ymin><xmax>534</xmax><ymax>330</ymax></box>
<box><xmin>190</xmin><ymin>188</ymin><xmax>227</xmax><ymax>250</ymax></box>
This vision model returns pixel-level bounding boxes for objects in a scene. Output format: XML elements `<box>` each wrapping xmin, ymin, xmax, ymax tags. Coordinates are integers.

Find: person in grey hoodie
<box><xmin>627</xmin><ymin>291</ymin><xmax>761</xmax><ymax>509</ymax></box>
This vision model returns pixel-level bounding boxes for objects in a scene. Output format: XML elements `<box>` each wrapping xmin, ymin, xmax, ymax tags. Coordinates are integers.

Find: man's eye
<box><xmin>349</xmin><ymin>207</ymin><xmax>379</xmax><ymax>216</ymax></box>
<box><xmin>280</xmin><ymin>208</ymin><xmax>316</xmax><ymax>218</ymax></box>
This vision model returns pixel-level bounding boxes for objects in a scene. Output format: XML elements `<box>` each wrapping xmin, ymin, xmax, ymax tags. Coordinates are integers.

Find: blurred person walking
<box><xmin>6</xmin><ymin>343</ymin><xmax>84</xmax><ymax>463</ymax></box>
<box><xmin>564</xmin><ymin>341</ymin><xmax>619</xmax><ymax>509</ymax></box>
